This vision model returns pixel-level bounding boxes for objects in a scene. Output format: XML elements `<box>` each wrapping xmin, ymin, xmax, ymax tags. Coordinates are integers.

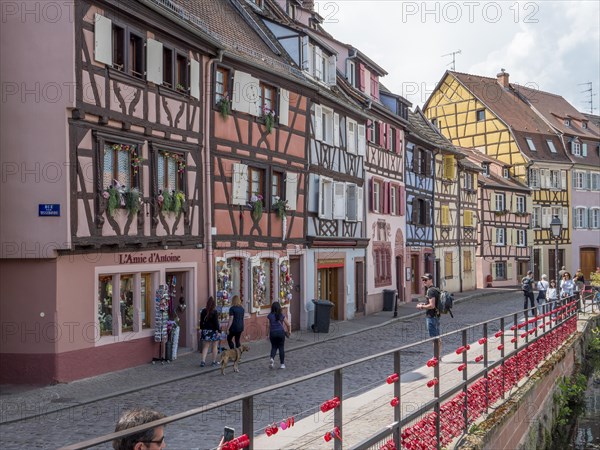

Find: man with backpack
<box><xmin>522</xmin><ymin>270</ymin><xmax>536</xmax><ymax>317</ymax></box>
<box><xmin>417</xmin><ymin>273</ymin><xmax>441</xmax><ymax>340</ymax></box>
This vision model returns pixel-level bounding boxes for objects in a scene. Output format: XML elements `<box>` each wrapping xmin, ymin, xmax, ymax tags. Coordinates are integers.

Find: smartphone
<box><xmin>224</xmin><ymin>426</ymin><xmax>235</xmax><ymax>442</ymax></box>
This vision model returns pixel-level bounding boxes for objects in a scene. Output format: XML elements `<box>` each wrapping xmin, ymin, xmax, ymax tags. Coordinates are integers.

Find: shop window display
<box><xmin>120</xmin><ymin>274</ymin><xmax>134</xmax><ymax>332</ymax></box>
<box><xmin>253</xmin><ymin>258</ymin><xmax>273</xmax><ymax>309</ymax></box>
<box><xmin>98</xmin><ymin>275</ymin><xmax>113</xmax><ymax>336</ymax></box>
<box><xmin>279</xmin><ymin>258</ymin><xmax>293</xmax><ymax>307</ymax></box>
<box><xmin>216</xmin><ymin>258</ymin><xmax>244</xmax><ymax>320</ymax></box>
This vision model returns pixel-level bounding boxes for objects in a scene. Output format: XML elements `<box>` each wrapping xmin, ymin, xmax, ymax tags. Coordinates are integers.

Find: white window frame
<box><xmin>503</xmin><ymin>167</ymin><xmax>510</xmax><ymax>179</ymax></box>
<box><xmin>495</xmin><ymin>193</ymin><xmax>505</xmax><ymax>211</ymax></box>
<box><xmin>572</xmin><ymin>141</ymin><xmax>581</xmax><ymax>156</ymax></box>
<box><xmin>529</xmin><ymin>168</ymin><xmax>540</xmax><ymax>189</ymax></box>
<box><xmin>318</xmin><ymin>177</ymin><xmax>333</xmax><ymax>220</ymax></box>
<box><xmin>322</xmin><ymin>106</ymin><xmax>334</xmax><ymax>145</ymax></box>
<box><xmin>516</xmin><ymin>229</ymin><xmax>526</xmax><ymax>247</ymax></box>
<box><xmin>494</xmin><ymin>262</ymin><xmax>507</xmax><ymax>280</ymax></box>
<box><xmin>347</xmin><ymin>118</ymin><xmax>358</xmax><ymax>154</ymax></box>
<box><xmin>516</xmin><ymin>195</ymin><xmax>525</xmax><ymax>213</ymax></box>
<box><xmin>574</xmin><ymin>207</ymin><xmax>587</xmax><ymax>229</ymax></box>
<box><xmin>532</xmin><ymin>206</ymin><xmax>541</xmax><ymax>229</ymax></box>
<box><xmin>549</xmin><ymin>170</ymin><xmax>561</xmax><ymax>189</ymax></box>
<box><xmin>346</xmin><ymin>59</ymin><xmax>356</xmax><ymax>87</ymax></box>
<box><xmin>373</xmin><ymin>180</ymin><xmax>381</xmax><ymax>214</ymax></box>
<box><xmin>574</xmin><ymin>171</ymin><xmax>585</xmax><ymax>190</ymax></box>
<box><xmin>591</xmin><ymin>208</ymin><xmax>600</xmax><ymax>229</ymax></box>
<box><xmin>496</xmin><ymin>228</ymin><xmax>506</xmax><ymax>246</ymax></box>
<box><xmin>390</xmin><ymin>185</ymin><xmax>397</xmax><ymax>215</ymax></box>
<box><xmin>482</xmin><ymin>163</ymin><xmax>490</xmax><ymax>177</ymax></box>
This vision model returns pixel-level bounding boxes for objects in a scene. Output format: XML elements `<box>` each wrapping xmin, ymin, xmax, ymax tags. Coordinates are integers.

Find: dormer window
<box><xmin>482</xmin><ymin>162</ymin><xmax>490</xmax><ymax>177</ymax></box>
<box><xmin>571</xmin><ymin>141</ymin><xmax>581</xmax><ymax>156</ymax></box>
<box><xmin>431</xmin><ymin>118</ymin><xmax>437</xmax><ymax>128</ymax></box>
<box><xmin>582</xmin><ymin>121</ymin><xmax>588</xmax><ymax>129</ymax></box>
<box><xmin>564</xmin><ymin>118</ymin><xmax>571</xmax><ymax>127</ymax></box>
<box><xmin>503</xmin><ymin>167</ymin><xmax>510</xmax><ymax>179</ymax></box>
<box><xmin>302</xmin><ymin>36</ymin><xmax>336</xmax><ymax>86</ymax></box>
<box><xmin>525</xmin><ymin>137</ymin><xmax>536</xmax><ymax>151</ymax></box>
<box><xmin>546</xmin><ymin>139</ymin><xmax>557</xmax><ymax>153</ymax></box>
<box><xmin>346</xmin><ymin>60</ymin><xmax>356</xmax><ymax>87</ymax></box>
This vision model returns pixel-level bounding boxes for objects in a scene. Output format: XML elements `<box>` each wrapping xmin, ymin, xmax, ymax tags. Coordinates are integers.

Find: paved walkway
<box><xmin>0</xmin><ymin>288</ymin><xmax>512</xmax><ymax>426</ymax></box>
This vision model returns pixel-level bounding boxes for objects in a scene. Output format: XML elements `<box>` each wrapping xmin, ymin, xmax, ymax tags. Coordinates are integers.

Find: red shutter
<box><xmin>399</xmin><ymin>185</ymin><xmax>405</xmax><ymax>216</ymax></box>
<box><xmin>367</xmin><ymin>119</ymin><xmax>372</xmax><ymax>142</ymax></box>
<box><xmin>378</xmin><ymin>122</ymin><xmax>384</xmax><ymax>146</ymax></box>
<box><xmin>372</xmin><ymin>75</ymin><xmax>380</xmax><ymax>100</ymax></box>
<box><xmin>358</xmin><ymin>63</ymin><xmax>366</xmax><ymax>91</ymax></box>
<box><xmin>395</xmin><ymin>128</ymin><xmax>402</xmax><ymax>154</ymax></box>
<box><xmin>369</xmin><ymin>177</ymin><xmax>374</xmax><ymax>212</ymax></box>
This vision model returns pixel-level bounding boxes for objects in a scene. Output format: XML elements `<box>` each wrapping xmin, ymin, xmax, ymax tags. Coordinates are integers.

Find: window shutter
<box><xmin>582</xmin><ymin>143</ymin><xmax>588</xmax><ymax>157</ymax></box>
<box><xmin>464</xmin><ymin>210</ymin><xmax>472</xmax><ymax>227</ymax></box>
<box><xmin>369</xmin><ymin>178</ymin><xmax>374</xmax><ymax>212</ymax></box>
<box><xmin>346</xmin><ymin>59</ymin><xmax>353</xmax><ymax>82</ymax></box>
<box><xmin>94</xmin><ymin>14</ymin><xmax>112</xmax><ymax>65</ymax></box>
<box><xmin>366</xmin><ymin>120</ymin><xmax>373</xmax><ymax>142</ymax></box>
<box><xmin>301</xmin><ymin>36</ymin><xmax>310</xmax><ymax>71</ymax></box>
<box><xmin>562</xmin><ymin>207</ymin><xmax>568</xmax><ymax>229</ymax></box>
<box><xmin>345</xmin><ymin>183</ymin><xmax>357</xmax><ymax>221</ymax></box>
<box><xmin>377</xmin><ymin>122</ymin><xmax>384</xmax><ymax>147</ymax></box>
<box><xmin>491</xmin><ymin>193</ymin><xmax>497</xmax><ymax>212</ymax></box>
<box><xmin>561</xmin><ymin>170</ymin><xmax>567</xmax><ymax>190</ymax></box>
<box><xmin>395</xmin><ymin>128</ymin><xmax>402</xmax><ymax>154</ymax></box>
<box><xmin>314</xmin><ymin>46</ymin><xmax>323</xmax><ymax>79</ymax></box>
<box><xmin>327</xmin><ymin>55</ymin><xmax>337</xmax><ymax>86</ymax></box>
<box><xmin>358</xmin><ymin>63</ymin><xmax>366</xmax><ymax>91</ymax></box>
<box><xmin>573</xmin><ymin>207</ymin><xmax>578</xmax><ymax>228</ymax></box>
<box><xmin>588</xmin><ymin>209</ymin><xmax>594</xmax><ymax>229</ymax></box>
<box><xmin>441</xmin><ymin>205</ymin><xmax>449</xmax><ymax>225</ymax></box>
<box><xmin>399</xmin><ymin>185</ymin><xmax>405</xmax><ymax>216</ymax></box>
<box><xmin>382</xmin><ymin>182</ymin><xmax>389</xmax><ymax>214</ymax></box>
<box><xmin>146</xmin><ymin>38</ymin><xmax>163</xmax><ymax>84</ymax></box>
<box><xmin>527</xmin><ymin>229</ymin><xmax>534</xmax><ymax>246</ymax></box>
<box><xmin>333</xmin><ymin>182</ymin><xmax>346</xmax><ymax>219</ymax></box>
<box><xmin>314</xmin><ymin>104</ymin><xmax>323</xmax><ymax>141</ymax></box>
<box><xmin>232</xmin><ymin>71</ymin><xmax>252</xmax><ymax>114</ymax></box>
<box><xmin>492</xmin><ymin>227</ymin><xmax>497</xmax><ymax>245</ymax></box>
<box><xmin>542</xmin><ymin>207</ymin><xmax>550</xmax><ymax>228</ymax></box>
<box><xmin>385</xmin><ymin>124</ymin><xmax>392</xmax><ymax>150</ymax></box>
<box><xmin>190</xmin><ymin>59</ymin><xmax>200</xmax><ymax>100</ymax></box>
<box><xmin>586</xmin><ymin>172</ymin><xmax>591</xmax><ymax>190</ymax></box>
<box><xmin>425</xmin><ymin>200</ymin><xmax>432</xmax><ymax>225</ymax></box>
<box><xmin>231</xmin><ymin>163</ymin><xmax>248</xmax><ymax>205</ymax></box>
<box><xmin>285</xmin><ymin>172</ymin><xmax>298</xmax><ymax>210</ymax></box>
<box><xmin>279</xmin><ymin>89</ymin><xmax>290</xmax><ymax>126</ymax></box>
<box><xmin>332</xmin><ymin>113</ymin><xmax>340</xmax><ymax>147</ymax></box>
<box><xmin>371</xmin><ymin>74</ymin><xmax>379</xmax><ymax>100</ymax></box>
<box><xmin>357</xmin><ymin>124</ymin><xmax>366</xmax><ymax>156</ymax></box>
<box><xmin>347</xmin><ymin>120</ymin><xmax>356</xmax><ymax>154</ymax></box>
<box><xmin>526</xmin><ymin>195</ymin><xmax>532</xmax><ymax>213</ymax></box>
<box><xmin>540</xmin><ymin>169</ymin><xmax>547</xmax><ymax>188</ymax></box>
<box><xmin>318</xmin><ymin>177</ymin><xmax>333</xmax><ymax>220</ymax></box>
<box><xmin>425</xmin><ymin>152</ymin><xmax>432</xmax><ymax>176</ymax></box>
<box><xmin>572</xmin><ymin>171</ymin><xmax>577</xmax><ymax>188</ymax></box>
<box><xmin>356</xmin><ymin>186</ymin><xmax>363</xmax><ymax>222</ymax></box>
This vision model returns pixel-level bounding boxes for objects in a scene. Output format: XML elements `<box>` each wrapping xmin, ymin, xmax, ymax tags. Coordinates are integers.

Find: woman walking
<box><xmin>199</xmin><ymin>296</ymin><xmax>221</xmax><ymax>367</ymax></box>
<box><xmin>536</xmin><ymin>274</ymin><xmax>549</xmax><ymax>315</ymax></box>
<box><xmin>547</xmin><ymin>280</ymin><xmax>558</xmax><ymax>317</ymax></box>
<box><xmin>267</xmin><ymin>302</ymin><xmax>291</xmax><ymax>369</ymax></box>
<box><xmin>560</xmin><ymin>272</ymin><xmax>575</xmax><ymax>299</ymax></box>
<box><xmin>226</xmin><ymin>295</ymin><xmax>245</xmax><ymax>349</ymax></box>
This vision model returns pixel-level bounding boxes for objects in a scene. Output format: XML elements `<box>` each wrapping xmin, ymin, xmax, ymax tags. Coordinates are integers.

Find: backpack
<box><xmin>435</xmin><ymin>288</ymin><xmax>454</xmax><ymax>317</ymax></box>
<box><xmin>522</xmin><ymin>277</ymin><xmax>532</xmax><ymax>292</ymax></box>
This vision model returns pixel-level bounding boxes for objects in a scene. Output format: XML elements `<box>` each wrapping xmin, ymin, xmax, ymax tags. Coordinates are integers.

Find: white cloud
<box><xmin>316</xmin><ymin>0</ymin><xmax>600</xmax><ymax>112</ymax></box>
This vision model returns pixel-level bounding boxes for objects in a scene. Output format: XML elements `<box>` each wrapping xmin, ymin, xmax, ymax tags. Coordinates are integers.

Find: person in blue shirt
<box><xmin>266</xmin><ymin>301</ymin><xmax>291</xmax><ymax>369</ymax></box>
<box><xmin>226</xmin><ymin>295</ymin><xmax>245</xmax><ymax>349</ymax></box>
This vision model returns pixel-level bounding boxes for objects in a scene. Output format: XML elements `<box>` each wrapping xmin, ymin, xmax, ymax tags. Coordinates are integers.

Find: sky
<box><xmin>314</xmin><ymin>0</ymin><xmax>600</xmax><ymax>113</ymax></box>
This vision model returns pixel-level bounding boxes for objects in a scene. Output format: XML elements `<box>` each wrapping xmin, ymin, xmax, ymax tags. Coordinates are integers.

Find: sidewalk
<box><xmin>0</xmin><ymin>288</ymin><xmax>513</xmax><ymax>425</ymax></box>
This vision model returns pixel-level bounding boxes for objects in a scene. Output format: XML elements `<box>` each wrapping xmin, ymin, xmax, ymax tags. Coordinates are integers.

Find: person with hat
<box><xmin>417</xmin><ymin>273</ymin><xmax>442</xmax><ymax>357</ymax></box>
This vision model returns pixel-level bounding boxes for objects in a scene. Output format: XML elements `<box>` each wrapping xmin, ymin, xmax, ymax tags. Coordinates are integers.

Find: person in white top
<box><xmin>560</xmin><ymin>272</ymin><xmax>575</xmax><ymax>298</ymax></box>
<box><xmin>546</xmin><ymin>280</ymin><xmax>558</xmax><ymax>316</ymax></box>
<box><xmin>537</xmin><ymin>274</ymin><xmax>549</xmax><ymax>315</ymax></box>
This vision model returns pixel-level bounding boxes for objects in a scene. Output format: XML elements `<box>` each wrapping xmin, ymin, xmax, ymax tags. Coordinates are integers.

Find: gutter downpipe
<box><xmin>204</xmin><ymin>49</ymin><xmax>224</xmax><ymax>298</ymax></box>
<box><xmin>456</xmin><ymin>160</ymin><xmax>463</xmax><ymax>293</ymax></box>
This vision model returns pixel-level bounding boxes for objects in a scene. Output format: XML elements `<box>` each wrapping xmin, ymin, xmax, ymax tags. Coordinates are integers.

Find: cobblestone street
<box><xmin>1</xmin><ymin>290</ymin><xmax>525</xmax><ymax>449</ymax></box>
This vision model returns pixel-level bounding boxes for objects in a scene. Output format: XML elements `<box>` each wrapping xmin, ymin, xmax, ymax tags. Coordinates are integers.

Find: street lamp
<box><xmin>550</xmin><ymin>215</ymin><xmax>563</xmax><ymax>293</ymax></box>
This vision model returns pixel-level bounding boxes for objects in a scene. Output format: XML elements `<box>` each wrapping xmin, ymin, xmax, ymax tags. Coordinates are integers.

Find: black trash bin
<box><xmin>383</xmin><ymin>289</ymin><xmax>396</xmax><ymax>311</ymax></box>
<box><xmin>311</xmin><ymin>299</ymin><xmax>334</xmax><ymax>333</ymax></box>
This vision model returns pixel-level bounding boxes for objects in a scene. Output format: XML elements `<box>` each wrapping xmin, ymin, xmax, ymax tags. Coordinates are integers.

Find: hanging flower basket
<box><xmin>159</xmin><ymin>190</ymin><xmax>187</xmax><ymax>216</ymax></box>
<box><xmin>102</xmin><ymin>181</ymin><xmax>143</xmax><ymax>218</ymax></box>
<box><xmin>263</xmin><ymin>107</ymin><xmax>276</xmax><ymax>134</ymax></box>
<box><xmin>272</xmin><ymin>196</ymin><xmax>289</xmax><ymax>219</ymax></box>
<box><xmin>248</xmin><ymin>194</ymin><xmax>263</xmax><ymax>221</ymax></box>
<box><xmin>217</xmin><ymin>96</ymin><xmax>231</xmax><ymax>119</ymax></box>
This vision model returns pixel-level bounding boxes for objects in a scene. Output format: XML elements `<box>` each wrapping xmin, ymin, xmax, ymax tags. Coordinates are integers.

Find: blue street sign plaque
<box><xmin>39</xmin><ymin>204</ymin><xmax>60</xmax><ymax>217</ymax></box>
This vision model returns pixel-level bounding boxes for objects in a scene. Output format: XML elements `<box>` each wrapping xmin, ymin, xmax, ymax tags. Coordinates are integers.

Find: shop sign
<box><xmin>410</xmin><ymin>246</ymin><xmax>421</xmax><ymax>252</ymax></box>
<box><xmin>317</xmin><ymin>258</ymin><xmax>344</xmax><ymax>269</ymax></box>
<box><xmin>118</xmin><ymin>253</ymin><xmax>181</xmax><ymax>264</ymax></box>
<box><xmin>39</xmin><ymin>204</ymin><xmax>60</xmax><ymax>216</ymax></box>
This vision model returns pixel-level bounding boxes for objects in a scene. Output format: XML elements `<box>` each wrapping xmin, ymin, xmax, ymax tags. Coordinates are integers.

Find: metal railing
<box><xmin>61</xmin><ymin>295</ymin><xmax>581</xmax><ymax>450</ymax></box>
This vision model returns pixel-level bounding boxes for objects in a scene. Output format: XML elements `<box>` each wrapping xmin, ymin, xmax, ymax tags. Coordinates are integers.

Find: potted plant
<box><xmin>263</xmin><ymin>107</ymin><xmax>276</xmax><ymax>134</ymax></box>
<box><xmin>248</xmin><ymin>194</ymin><xmax>263</xmax><ymax>221</ymax></box>
<box><xmin>217</xmin><ymin>94</ymin><xmax>231</xmax><ymax>119</ymax></box>
<box><xmin>272</xmin><ymin>196</ymin><xmax>289</xmax><ymax>219</ymax></box>
<box><xmin>158</xmin><ymin>190</ymin><xmax>187</xmax><ymax>216</ymax></box>
<box><xmin>103</xmin><ymin>181</ymin><xmax>143</xmax><ymax>218</ymax></box>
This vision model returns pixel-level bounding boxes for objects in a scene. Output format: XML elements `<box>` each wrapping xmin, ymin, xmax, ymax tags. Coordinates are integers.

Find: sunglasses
<box><xmin>143</xmin><ymin>436</ymin><xmax>165</xmax><ymax>445</ymax></box>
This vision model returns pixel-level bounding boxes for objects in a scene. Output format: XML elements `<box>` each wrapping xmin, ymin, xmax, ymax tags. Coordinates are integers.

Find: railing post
<box><xmin>243</xmin><ymin>396</ymin><xmax>254</xmax><ymax>450</ymax></box>
<box><xmin>434</xmin><ymin>337</ymin><xmax>441</xmax><ymax>450</ymax></box>
<box><xmin>500</xmin><ymin>317</ymin><xmax>505</xmax><ymax>399</ymax></box>
<box><xmin>334</xmin><ymin>368</ymin><xmax>343</xmax><ymax>450</ymax></box>
<box><xmin>483</xmin><ymin>322</ymin><xmax>489</xmax><ymax>415</ymax></box>
<box><xmin>394</xmin><ymin>350</ymin><xmax>401</xmax><ymax>449</ymax></box>
<box><xmin>513</xmin><ymin>313</ymin><xmax>519</xmax><ymax>382</ymax></box>
<box><xmin>461</xmin><ymin>330</ymin><xmax>468</xmax><ymax>437</ymax></box>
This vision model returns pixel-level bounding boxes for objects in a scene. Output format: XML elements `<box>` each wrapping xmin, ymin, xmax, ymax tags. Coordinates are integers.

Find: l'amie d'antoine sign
<box><xmin>118</xmin><ymin>253</ymin><xmax>182</xmax><ymax>264</ymax></box>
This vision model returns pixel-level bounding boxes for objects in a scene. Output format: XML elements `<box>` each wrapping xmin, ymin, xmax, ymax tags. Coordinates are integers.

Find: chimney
<box><xmin>497</xmin><ymin>69</ymin><xmax>509</xmax><ymax>88</ymax></box>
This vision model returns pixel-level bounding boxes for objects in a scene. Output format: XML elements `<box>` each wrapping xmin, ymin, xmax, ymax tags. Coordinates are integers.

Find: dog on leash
<box><xmin>220</xmin><ymin>344</ymin><xmax>249</xmax><ymax>375</ymax></box>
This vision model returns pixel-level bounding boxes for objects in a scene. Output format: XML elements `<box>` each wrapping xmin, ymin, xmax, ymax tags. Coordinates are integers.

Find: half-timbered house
<box><xmin>1</xmin><ymin>0</ymin><xmax>222</xmax><ymax>383</ymax></box>
<box><xmin>405</xmin><ymin>111</ymin><xmax>436</xmax><ymax>298</ymax></box>
<box><xmin>518</xmin><ymin>89</ymin><xmax>600</xmax><ymax>279</ymax></box>
<box><xmin>463</xmin><ymin>149</ymin><xmax>532</xmax><ymax>287</ymax></box>
<box><xmin>424</xmin><ymin>70</ymin><xmax>571</xmax><ymax>282</ymax></box>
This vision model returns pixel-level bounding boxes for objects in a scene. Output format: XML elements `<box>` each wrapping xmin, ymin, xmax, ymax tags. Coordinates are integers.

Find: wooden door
<box><xmin>355</xmin><ymin>261</ymin><xmax>365</xmax><ymax>314</ymax></box>
<box><xmin>411</xmin><ymin>254</ymin><xmax>419</xmax><ymax>295</ymax></box>
<box><xmin>580</xmin><ymin>248</ymin><xmax>598</xmax><ymax>281</ymax></box>
<box><xmin>318</xmin><ymin>268</ymin><xmax>339</xmax><ymax>320</ymax></box>
<box><xmin>396</xmin><ymin>256</ymin><xmax>404</xmax><ymax>302</ymax></box>
<box><xmin>166</xmin><ymin>271</ymin><xmax>186</xmax><ymax>347</ymax></box>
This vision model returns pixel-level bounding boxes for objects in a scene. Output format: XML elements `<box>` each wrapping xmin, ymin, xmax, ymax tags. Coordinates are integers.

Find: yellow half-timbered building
<box><xmin>424</xmin><ymin>70</ymin><xmax>572</xmax><ymax>281</ymax></box>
